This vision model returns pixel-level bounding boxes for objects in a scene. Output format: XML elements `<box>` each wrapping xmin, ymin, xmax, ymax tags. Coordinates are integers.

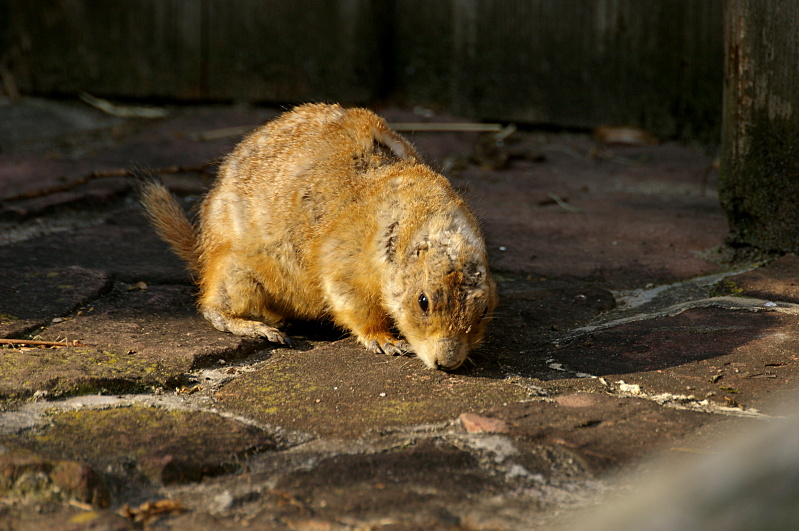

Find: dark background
<box><xmin>0</xmin><ymin>0</ymin><xmax>723</xmax><ymax>143</ymax></box>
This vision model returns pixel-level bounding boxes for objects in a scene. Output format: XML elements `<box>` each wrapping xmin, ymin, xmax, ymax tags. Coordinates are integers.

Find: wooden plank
<box><xmin>203</xmin><ymin>0</ymin><xmax>388</xmax><ymax>103</ymax></box>
<box><xmin>393</xmin><ymin>0</ymin><xmax>723</xmax><ymax>141</ymax></box>
<box><xmin>719</xmin><ymin>0</ymin><xmax>799</xmax><ymax>251</ymax></box>
<box><xmin>2</xmin><ymin>0</ymin><xmax>724</xmax><ymax>142</ymax></box>
<box><xmin>7</xmin><ymin>0</ymin><xmax>202</xmax><ymax>99</ymax></box>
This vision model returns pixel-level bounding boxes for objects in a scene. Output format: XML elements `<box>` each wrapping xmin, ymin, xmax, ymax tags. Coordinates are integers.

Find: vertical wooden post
<box><xmin>720</xmin><ymin>0</ymin><xmax>799</xmax><ymax>251</ymax></box>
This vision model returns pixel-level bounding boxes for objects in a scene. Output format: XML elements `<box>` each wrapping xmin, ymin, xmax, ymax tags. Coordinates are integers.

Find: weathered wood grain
<box><xmin>203</xmin><ymin>0</ymin><xmax>387</xmax><ymax>103</ymax></box>
<box><xmin>2</xmin><ymin>0</ymin><xmax>724</xmax><ymax>140</ymax></box>
<box><xmin>719</xmin><ymin>0</ymin><xmax>799</xmax><ymax>250</ymax></box>
<box><xmin>393</xmin><ymin>0</ymin><xmax>723</xmax><ymax>141</ymax></box>
<box><xmin>7</xmin><ymin>0</ymin><xmax>203</xmax><ymax>99</ymax></box>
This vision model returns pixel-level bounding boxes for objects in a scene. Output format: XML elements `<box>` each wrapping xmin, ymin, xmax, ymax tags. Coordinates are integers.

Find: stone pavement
<box><xmin>1</xmin><ymin>98</ymin><xmax>798</xmax><ymax>530</ymax></box>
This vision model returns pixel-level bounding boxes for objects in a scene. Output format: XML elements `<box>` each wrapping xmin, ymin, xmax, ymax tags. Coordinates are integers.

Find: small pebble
<box><xmin>212</xmin><ymin>491</ymin><xmax>235</xmax><ymax>513</ymax></box>
<box><xmin>459</xmin><ymin>413</ymin><xmax>510</xmax><ymax>434</ymax></box>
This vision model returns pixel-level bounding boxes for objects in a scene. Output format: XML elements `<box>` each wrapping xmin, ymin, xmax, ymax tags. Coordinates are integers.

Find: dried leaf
<box><xmin>593</xmin><ymin>125</ymin><xmax>658</xmax><ymax>146</ymax></box>
<box><xmin>119</xmin><ymin>499</ymin><xmax>185</xmax><ymax>524</ymax></box>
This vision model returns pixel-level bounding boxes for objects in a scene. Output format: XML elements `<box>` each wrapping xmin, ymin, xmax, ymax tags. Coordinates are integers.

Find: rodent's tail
<box><xmin>137</xmin><ymin>174</ymin><xmax>201</xmax><ymax>274</ymax></box>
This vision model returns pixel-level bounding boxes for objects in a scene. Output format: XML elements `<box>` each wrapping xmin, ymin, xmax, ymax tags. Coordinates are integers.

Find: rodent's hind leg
<box><xmin>202</xmin><ymin>307</ymin><xmax>293</xmax><ymax>347</ymax></box>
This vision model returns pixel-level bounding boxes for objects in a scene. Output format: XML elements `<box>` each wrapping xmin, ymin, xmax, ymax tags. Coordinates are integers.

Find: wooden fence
<box><xmin>2</xmin><ymin>0</ymin><xmax>723</xmax><ymax>141</ymax></box>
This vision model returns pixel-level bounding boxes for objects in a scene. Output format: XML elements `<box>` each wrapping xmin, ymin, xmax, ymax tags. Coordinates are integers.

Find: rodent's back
<box><xmin>143</xmin><ymin>103</ymin><xmax>497</xmax><ymax>369</ymax></box>
<box><xmin>200</xmin><ymin>104</ymin><xmax>420</xmax><ymax>254</ymax></box>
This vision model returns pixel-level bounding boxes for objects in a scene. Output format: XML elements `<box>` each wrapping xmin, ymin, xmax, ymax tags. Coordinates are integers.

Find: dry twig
<box><xmin>3</xmin><ymin>163</ymin><xmax>213</xmax><ymax>202</ymax></box>
<box><xmin>79</xmin><ymin>92</ymin><xmax>168</xmax><ymax>119</ymax></box>
<box><xmin>0</xmin><ymin>338</ymin><xmax>91</xmax><ymax>348</ymax></box>
<box><xmin>390</xmin><ymin>122</ymin><xmax>503</xmax><ymax>132</ymax></box>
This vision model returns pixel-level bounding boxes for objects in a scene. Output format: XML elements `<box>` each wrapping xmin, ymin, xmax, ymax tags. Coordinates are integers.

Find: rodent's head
<box><xmin>388</xmin><ymin>227</ymin><xmax>498</xmax><ymax>370</ymax></box>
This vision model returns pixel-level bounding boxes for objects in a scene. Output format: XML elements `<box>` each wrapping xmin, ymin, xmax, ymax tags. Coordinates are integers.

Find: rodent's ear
<box><xmin>463</xmin><ymin>261</ymin><xmax>485</xmax><ymax>286</ymax></box>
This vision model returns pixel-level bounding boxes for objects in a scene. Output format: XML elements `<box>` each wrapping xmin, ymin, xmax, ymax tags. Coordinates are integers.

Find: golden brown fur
<box><xmin>140</xmin><ymin>103</ymin><xmax>497</xmax><ymax>369</ymax></box>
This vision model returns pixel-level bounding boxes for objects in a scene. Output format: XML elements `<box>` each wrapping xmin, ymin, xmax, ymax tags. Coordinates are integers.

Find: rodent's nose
<box><xmin>434</xmin><ymin>338</ymin><xmax>467</xmax><ymax>371</ymax></box>
<box><xmin>436</xmin><ymin>358</ymin><xmax>464</xmax><ymax>371</ymax></box>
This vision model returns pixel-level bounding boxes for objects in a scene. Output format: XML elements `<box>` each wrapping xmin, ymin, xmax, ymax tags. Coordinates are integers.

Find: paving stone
<box><xmin>0</xmin><ymin>99</ymin><xmax>275</xmax><ymax>203</ymax></box>
<box><xmin>496</xmin><ymin>279</ymin><xmax>617</xmax><ymax>333</ymax></box>
<box><xmin>0</xmin><ymin>285</ymin><xmax>270</xmax><ymax>400</ymax></box>
<box><xmin>0</xmin><ymin>447</ymin><xmax>110</xmax><ymax>507</ymax></box>
<box><xmin>273</xmin><ymin>438</ymin><xmax>503</xmax><ymax>527</ymax></box>
<box><xmin>451</xmin><ymin>137</ymin><xmax>727</xmax><ymax>289</ymax></box>
<box><xmin>0</xmin><ymin>506</ymin><xmax>134</xmax><ymax>531</ymax></box>
<box><xmin>0</xmin><ymin>209</ymin><xmax>190</xmax><ymax>284</ymax></box>
<box><xmin>3</xmin><ymin>100</ymin><xmax>796</xmax><ymax>529</ymax></box>
<box><xmin>485</xmin><ymin>393</ymin><xmax>719</xmax><ymax>474</ymax></box>
<box><xmin>560</xmin><ymin>404</ymin><xmax>799</xmax><ymax>531</ymax></box>
<box><xmin>0</xmin><ymin>176</ymin><xmax>133</xmax><ymax>221</ymax></box>
<box><xmin>0</xmin><ymin>265</ymin><xmax>111</xmax><ymax>338</ymax></box>
<box><xmin>215</xmin><ymin>341</ymin><xmax>531</xmax><ymax>439</ymax></box>
<box><xmin>551</xmin><ymin>307</ymin><xmax>799</xmax><ymax>413</ymax></box>
<box><xmin>717</xmin><ymin>254</ymin><xmax>799</xmax><ymax>303</ymax></box>
<box><xmin>214</xmin><ymin>434</ymin><xmax>593</xmax><ymax>530</ymax></box>
<box><xmin>2</xmin><ymin>406</ymin><xmax>277</xmax><ymax>487</ymax></box>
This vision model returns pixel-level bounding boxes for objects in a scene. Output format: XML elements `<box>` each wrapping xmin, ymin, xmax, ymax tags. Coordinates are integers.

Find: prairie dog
<box><xmin>140</xmin><ymin>103</ymin><xmax>497</xmax><ymax>370</ymax></box>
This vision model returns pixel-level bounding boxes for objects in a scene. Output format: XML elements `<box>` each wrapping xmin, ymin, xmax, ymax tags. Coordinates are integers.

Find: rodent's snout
<box><xmin>422</xmin><ymin>337</ymin><xmax>469</xmax><ymax>371</ymax></box>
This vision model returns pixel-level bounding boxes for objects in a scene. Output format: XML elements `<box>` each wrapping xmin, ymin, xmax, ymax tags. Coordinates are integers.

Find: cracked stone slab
<box><xmin>550</xmin><ymin>306</ymin><xmax>799</xmax><ymax>413</ymax></box>
<box><xmin>482</xmin><ymin>392</ymin><xmax>721</xmax><ymax>474</ymax></box>
<box><xmin>270</xmin><ymin>437</ymin><xmax>538</xmax><ymax>529</ymax></box>
<box><xmin>463</xmin><ymin>278</ymin><xmax>617</xmax><ymax>379</ymax></box>
<box><xmin>215</xmin><ymin>340</ymin><xmax>532</xmax><ymax>439</ymax></box>
<box><xmin>162</xmin><ymin>434</ymin><xmax>594</xmax><ymax>530</ymax></box>
<box><xmin>0</xmin><ymin>208</ymin><xmax>190</xmax><ymax>284</ymax></box>
<box><xmin>276</xmin><ymin>438</ymin><xmax>504</xmax><ymax>524</ymax></box>
<box><xmin>456</xmin><ymin>136</ymin><xmax>727</xmax><ymax>290</ymax></box>
<box><xmin>495</xmin><ymin>279</ymin><xmax>616</xmax><ymax>333</ymax></box>
<box><xmin>0</xmin><ymin>265</ymin><xmax>111</xmax><ymax>338</ymax></box>
<box><xmin>0</xmin><ymin>447</ymin><xmax>111</xmax><ymax>508</ymax></box>
<box><xmin>0</xmin><ymin>285</ymin><xmax>271</xmax><ymax>401</ymax></box>
<box><xmin>1</xmin><ymin>406</ymin><xmax>277</xmax><ymax>488</ymax></box>
<box><xmin>561</xmin><ymin>399</ymin><xmax>799</xmax><ymax>531</ymax></box>
<box><xmin>717</xmin><ymin>254</ymin><xmax>799</xmax><ymax>303</ymax></box>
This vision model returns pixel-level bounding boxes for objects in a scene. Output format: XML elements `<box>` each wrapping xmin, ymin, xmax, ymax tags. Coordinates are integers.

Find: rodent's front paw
<box><xmin>234</xmin><ymin>321</ymin><xmax>293</xmax><ymax>347</ymax></box>
<box><xmin>260</xmin><ymin>326</ymin><xmax>293</xmax><ymax>348</ymax></box>
<box><xmin>366</xmin><ymin>339</ymin><xmax>410</xmax><ymax>356</ymax></box>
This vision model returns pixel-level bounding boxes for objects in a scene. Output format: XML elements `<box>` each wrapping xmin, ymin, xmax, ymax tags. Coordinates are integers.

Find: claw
<box><xmin>257</xmin><ymin>325</ymin><xmax>293</xmax><ymax>348</ymax></box>
<box><xmin>381</xmin><ymin>342</ymin><xmax>404</xmax><ymax>356</ymax></box>
<box><xmin>395</xmin><ymin>340</ymin><xmax>413</xmax><ymax>353</ymax></box>
<box><xmin>366</xmin><ymin>338</ymin><xmax>408</xmax><ymax>355</ymax></box>
<box><xmin>273</xmin><ymin>332</ymin><xmax>293</xmax><ymax>348</ymax></box>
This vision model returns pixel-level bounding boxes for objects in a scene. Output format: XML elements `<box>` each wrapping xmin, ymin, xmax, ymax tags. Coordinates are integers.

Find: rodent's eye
<box><xmin>418</xmin><ymin>293</ymin><xmax>430</xmax><ymax>313</ymax></box>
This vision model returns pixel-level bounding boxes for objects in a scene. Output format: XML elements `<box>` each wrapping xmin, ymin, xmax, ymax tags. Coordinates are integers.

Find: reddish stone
<box><xmin>459</xmin><ymin>412</ymin><xmax>511</xmax><ymax>433</ymax></box>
